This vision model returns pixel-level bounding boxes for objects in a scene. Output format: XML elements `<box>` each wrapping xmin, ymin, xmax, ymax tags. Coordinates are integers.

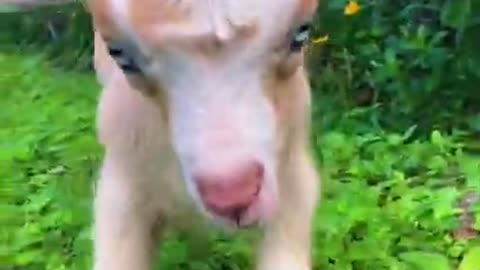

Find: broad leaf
<box><xmin>458</xmin><ymin>246</ymin><xmax>480</xmax><ymax>270</ymax></box>
<box><xmin>441</xmin><ymin>0</ymin><xmax>472</xmax><ymax>30</ymax></box>
<box><xmin>398</xmin><ymin>251</ymin><xmax>451</xmax><ymax>270</ymax></box>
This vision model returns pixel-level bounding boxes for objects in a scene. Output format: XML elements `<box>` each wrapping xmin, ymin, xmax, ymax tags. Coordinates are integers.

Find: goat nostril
<box><xmin>251</xmin><ymin>161</ymin><xmax>265</xmax><ymax>180</ymax></box>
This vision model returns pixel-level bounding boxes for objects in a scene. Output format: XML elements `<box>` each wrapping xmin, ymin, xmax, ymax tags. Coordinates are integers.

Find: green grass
<box><xmin>1</xmin><ymin>52</ymin><xmax>479</xmax><ymax>270</ymax></box>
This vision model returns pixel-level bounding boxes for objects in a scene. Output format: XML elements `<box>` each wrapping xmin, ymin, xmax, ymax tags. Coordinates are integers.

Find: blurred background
<box><xmin>1</xmin><ymin>0</ymin><xmax>479</xmax><ymax>269</ymax></box>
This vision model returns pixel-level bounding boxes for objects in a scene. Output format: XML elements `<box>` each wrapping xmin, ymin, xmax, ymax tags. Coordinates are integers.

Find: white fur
<box><xmin>105</xmin><ymin>0</ymin><xmax>300</xmax><ymax>218</ymax></box>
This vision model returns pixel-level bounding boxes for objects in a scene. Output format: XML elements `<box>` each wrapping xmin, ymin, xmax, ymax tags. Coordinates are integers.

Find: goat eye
<box><xmin>107</xmin><ymin>44</ymin><xmax>142</xmax><ymax>74</ymax></box>
<box><xmin>289</xmin><ymin>23</ymin><xmax>311</xmax><ymax>52</ymax></box>
<box><xmin>107</xmin><ymin>46</ymin><xmax>123</xmax><ymax>57</ymax></box>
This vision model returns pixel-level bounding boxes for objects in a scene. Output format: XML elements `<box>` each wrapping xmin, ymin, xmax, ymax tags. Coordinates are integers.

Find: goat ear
<box><xmin>88</xmin><ymin>0</ymin><xmax>118</xmax><ymax>35</ymax></box>
<box><xmin>299</xmin><ymin>0</ymin><xmax>319</xmax><ymax>17</ymax></box>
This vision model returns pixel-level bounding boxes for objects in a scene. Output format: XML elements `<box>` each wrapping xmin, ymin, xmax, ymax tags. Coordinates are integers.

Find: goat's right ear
<box><xmin>298</xmin><ymin>0</ymin><xmax>319</xmax><ymax>17</ymax></box>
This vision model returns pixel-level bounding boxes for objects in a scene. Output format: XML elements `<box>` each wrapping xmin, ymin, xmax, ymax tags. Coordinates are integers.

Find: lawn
<box><xmin>1</xmin><ymin>52</ymin><xmax>479</xmax><ymax>270</ymax></box>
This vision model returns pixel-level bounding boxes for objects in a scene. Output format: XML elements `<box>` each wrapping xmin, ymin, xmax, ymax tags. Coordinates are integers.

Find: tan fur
<box><xmin>52</xmin><ymin>0</ymin><xmax>322</xmax><ymax>269</ymax></box>
<box><xmin>93</xmin><ymin>30</ymin><xmax>115</xmax><ymax>86</ymax></box>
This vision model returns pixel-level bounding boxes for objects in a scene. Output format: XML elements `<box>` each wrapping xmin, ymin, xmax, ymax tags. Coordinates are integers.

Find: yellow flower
<box><xmin>312</xmin><ymin>35</ymin><xmax>329</xmax><ymax>44</ymax></box>
<box><xmin>344</xmin><ymin>1</ymin><xmax>360</xmax><ymax>16</ymax></box>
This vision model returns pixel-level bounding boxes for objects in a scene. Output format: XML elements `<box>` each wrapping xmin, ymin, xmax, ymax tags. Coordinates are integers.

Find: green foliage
<box><xmin>309</xmin><ymin>0</ymin><xmax>480</xmax><ymax>135</ymax></box>
<box><xmin>0</xmin><ymin>53</ymin><xmax>99</xmax><ymax>270</ymax></box>
<box><xmin>312</xmin><ymin>127</ymin><xmax>480</xmax><ymax>269</ymax></box>
<box><xmin>0</xmin><ymin>1</ymin><xmax>93</xmax><ymax>71</ymax></box>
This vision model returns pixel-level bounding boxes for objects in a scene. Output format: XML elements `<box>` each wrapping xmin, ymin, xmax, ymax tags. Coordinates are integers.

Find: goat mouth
<box><xmin>204</xmin><ymin>203</ymin><xmax>261</xmax><ymax>229</ymax></box>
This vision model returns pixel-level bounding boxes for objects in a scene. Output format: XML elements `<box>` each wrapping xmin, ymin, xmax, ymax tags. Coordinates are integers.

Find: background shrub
<box><xmin>309</xmin><ymin>0</ymin><xmax>480</xmax><ymax>136</ymax></box>
<box><xmin>0</xmin><ymin>1</ymin><xmax>93</xmax><ymax>70</ymax></box>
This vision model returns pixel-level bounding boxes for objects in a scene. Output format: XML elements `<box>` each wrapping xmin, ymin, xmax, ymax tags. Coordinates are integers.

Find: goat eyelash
<box><xmin>107</xmin><ymin>45</ymin><xmax>143</xmax><ymax>74</ymax></box>
<box><xmin>107</xmin><ymin>47</ymin><xmax>123</xmax><ymax>57</ymax></box>
<box><xmin>289</xmin><ymin>22</ymin><xmax>311</xmax><ymax>51</ymax></box>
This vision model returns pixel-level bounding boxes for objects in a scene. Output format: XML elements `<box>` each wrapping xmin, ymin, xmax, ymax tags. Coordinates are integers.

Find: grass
<box><xmin>1</xmin><ymin>52</ymin><xmax>479</xmax><ymax>270</ymax></box>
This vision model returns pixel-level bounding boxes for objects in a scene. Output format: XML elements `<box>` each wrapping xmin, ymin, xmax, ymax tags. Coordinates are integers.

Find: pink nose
<box><xmin>194</xmin><ymin>161</ymin><xmax>264</xmax><ymax>220</ymax></box>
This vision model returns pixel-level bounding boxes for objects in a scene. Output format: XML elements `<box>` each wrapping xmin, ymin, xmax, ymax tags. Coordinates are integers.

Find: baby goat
<box><xmin>88</xmin><ymin>0</ymin><xmax>322</xmax><ymax>269</ymax></box>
